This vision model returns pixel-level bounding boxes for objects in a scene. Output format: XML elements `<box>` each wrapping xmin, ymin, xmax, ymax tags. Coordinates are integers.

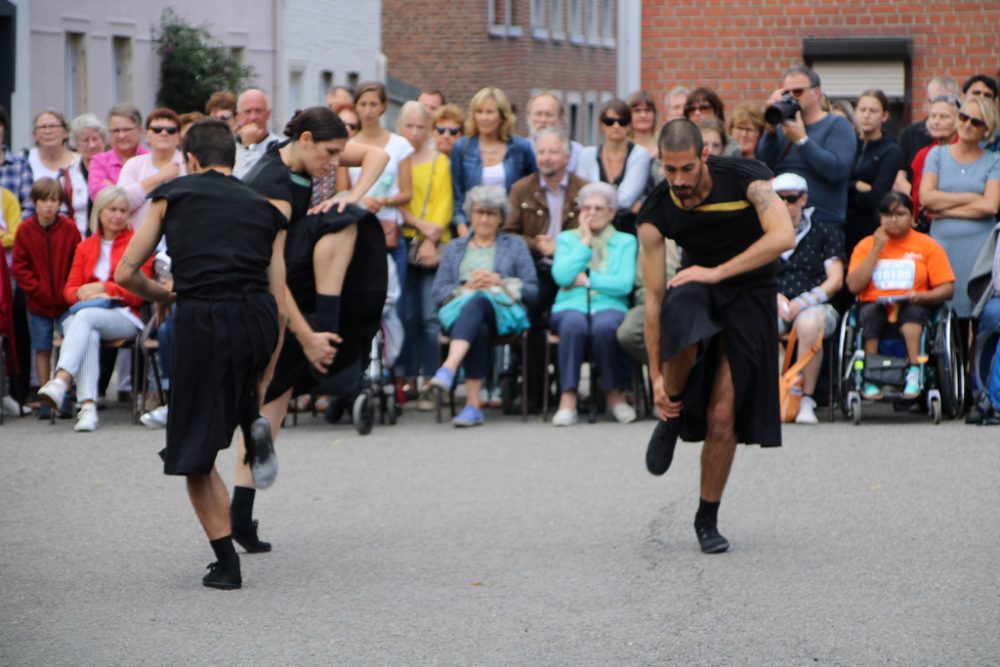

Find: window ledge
<box><xmin>532</xmin><ymin>27</ymin><xmax>550</xmax><ymax>40</ymax></box>
<box><xmin>569</xmin><ymin>32</ymin><xmax>586</xmax><ymax>45</ymax></box>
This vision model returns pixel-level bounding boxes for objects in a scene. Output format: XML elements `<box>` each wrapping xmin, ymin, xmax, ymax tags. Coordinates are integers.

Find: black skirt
<box><xmin>660</xmin><ymin>280</ymin><xmax>781</xmax><ymax>447</ymax></box>
<box><xmin>265</xmin><ymin>205</ymin><xmax>387</xmax><ymax>402</ymax></box>
<box><xmin>162</xmin><ymin>292</ymin><xmax>279</xmax><ymax>476</ymax></box>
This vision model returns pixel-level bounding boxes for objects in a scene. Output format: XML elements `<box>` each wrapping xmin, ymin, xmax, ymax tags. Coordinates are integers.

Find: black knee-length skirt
<box><xmin>265</xmin><ymin>205</ymin><xmax>387</xmax><ymax>402</ymax></box>
<box><xmin>162</xmin><ymin>292</ymin><xmax>279</xmax><ymax>476</ymax></box>
<box><xmin>660</xmin><ymin>280</ymin><xmax>781</xmax><ymax>447</ymax></box>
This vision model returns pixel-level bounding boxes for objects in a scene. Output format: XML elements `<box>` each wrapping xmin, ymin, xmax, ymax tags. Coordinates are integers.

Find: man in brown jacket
<box><xmin>505</xmin><ymin>129</ymin><xmax>588</xmax><ymax>411</ymax></box>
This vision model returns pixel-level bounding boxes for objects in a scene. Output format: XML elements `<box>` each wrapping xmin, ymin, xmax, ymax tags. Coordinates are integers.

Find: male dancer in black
<box><xmin>116</xmin><ymin>119</ymin><xmax>286</xmax><ymax>589</ymax></box>
<box><xmin>638</xmin><ymin>119</ymin><xmax>794</xmax><ymax>553</ymax></box>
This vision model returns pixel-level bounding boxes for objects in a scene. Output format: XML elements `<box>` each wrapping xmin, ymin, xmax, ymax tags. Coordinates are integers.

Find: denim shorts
<box><xmin>27</xmin><ymin>311</ymin><xmax>67</xmax><ymax>351</ymax></box>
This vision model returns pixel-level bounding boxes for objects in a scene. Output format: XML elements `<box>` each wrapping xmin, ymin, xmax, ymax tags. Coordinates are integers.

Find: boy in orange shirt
<box><xmin>847</xmin><ymin>192</ymin><xmax>955</xmax><ymax>398</ymax></box>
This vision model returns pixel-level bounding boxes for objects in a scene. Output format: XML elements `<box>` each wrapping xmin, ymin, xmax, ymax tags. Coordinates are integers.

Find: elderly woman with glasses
<box><xmin>577</xmin><ymin>99</ymin><xmax>652</xmax><ymax>234</ymax></box>
<box><xmin>88</xmin><ymin>104</ymin><xmax>148</xmax><ymax>201</ymax></box>
<box><xmin>920</xmin><ymin>97</ymin><xmax>1000</xmax><ymax>319</ymax></box>
<box><xmin>548</xmin><ymin>182</ymin><xmax>638</xmax><ymax>426</ymax></box>
<box><xmin>429</xmin><ymin>185</ymin><xmax>537</xmax><ymax>427</ymax></box>
<box><xmin>28</xmin><ymin>109</ymin><xmax>90</xmax><ymax>236</ymax></box>
<box><xmin>116</xmin><ymin>108</ymin><xmax>185</xmax><ymax>233</ymax></box>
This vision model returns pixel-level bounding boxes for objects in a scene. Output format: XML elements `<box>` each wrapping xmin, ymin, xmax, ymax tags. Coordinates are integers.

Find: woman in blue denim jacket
<box><xmin>450</xmin><ymin>86</ymin><xmax>536</xmax><ymax>236</ymax></box>
<box><xmin>430</xmin><ymin>185</ymin><xmax>537</xmax><ymax>427</ymax></box>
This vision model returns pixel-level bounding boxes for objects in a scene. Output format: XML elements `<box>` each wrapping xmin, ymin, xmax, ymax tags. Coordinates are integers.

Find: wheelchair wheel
<box><xmin>499</xmin><ymin>375</ymin><xmax>516</xmax><ymax>415</ymax></box>
<box><xmin>935</xmin><ymin>309</ymin><xmax>965</xmax><ymax>419</ymax></box>
<box><xmin>837</xmin><ymin>312</ymin><xmax>857</xmax><ymax>417</ymax></box>
<box><xmin>849</xmin><ymin>394</ymin><xmax>862</xmax><ymax>425</ymax></box>
<box><xmin>929</xmin><ymin>396</ymin><xmax>942</xmax><ymax>424</ymax></box>
<box><xmin>352</xmin><ymin>392</ymin><xmax>374</xmax><ymax>435</ymax></box>
<box><xmin>385</xmin><ymin>392</ymin><xmax>398</xmax><ymax>426</ymax></box>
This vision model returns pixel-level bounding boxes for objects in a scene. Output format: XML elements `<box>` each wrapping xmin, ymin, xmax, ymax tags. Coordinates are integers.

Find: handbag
<box><xmin>862</xmin><ymin>354</ymin><xmax>909</xmax><ymax>388</ymax></box>
<box><xmin>779</xmin><ymin>326</ymin><xmax>822</xmax><ymax>423</ymax></box>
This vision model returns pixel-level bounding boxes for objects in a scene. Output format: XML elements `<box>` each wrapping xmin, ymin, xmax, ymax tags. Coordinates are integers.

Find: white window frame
<box><xmin>531</xmin><ymin>0</ymin><xmax>548</xmax><ymax>39</ymax></box>
<box><xmin>65</xmin><ymin>32</ymin><xmax>87</xmax><ymax>120</ymax></box>
<box><xmin>550</xmin><ymin>0</ymin><xmax>565</xmax><ymax>39</ymax></box>
<box><xmin>489</xmin><ymin>0</ymin><xmax>523</xmax><ymax>38</ymax></box>
<box><xmin>568</xmin><ymin>0</ymin><xmax>585</xmax><ymax>44</ymax></box>
<box><xmin>586</xmin><ymin>0</ymin><xmax>599</xmax><ymax>45</ymax></box>
<box><xmin>600</xmin><ymin>0</ymin><xmax>616</xmax><ymax>47</ymax></box>
<box><xmin>112</xmin><ymin>36</ymin><xmax>132</xmax><ymax>105</ymax></box>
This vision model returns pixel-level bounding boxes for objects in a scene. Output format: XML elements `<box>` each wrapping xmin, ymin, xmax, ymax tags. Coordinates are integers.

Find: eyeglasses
<box><xmin>958</xmin><ymin>112</ymin><xmax>986</xmax><ymax>128</ymax></box>
<box><xmin>684</xmin><ymin>103</ymin><xmax>713</xmax><ymax>114</ymax></box>
<box><xmin>600</xmin><ymin>116</ymin><xmax>628</xmax><ymax>127</ymax></box>
<box><xmin>213</xmin><ymin>112</ymin><xmax>234</xmax><ymax>121</ymax></box>
<box><xmin>435</xmin><ymin>126</ymin><xmax>461</xmax><ymax>136</ymax></box>
<box><xmin>778</xmin><ymin>193</ymin><xmax>804</xmax><ymax>203</ymax></box>
<box><xmin>34</xmin><ymin>124</ymin><xmax>64</xmax><ymax>131</ymax></box>
<box><xmin>109</xmin><ymin>126</ymin><xmax>139</xmax><ymax>135</ymax></box>
<box><xmin>343</xmin><ymin>122</ymin><xmax>360</xmax><ymax>132</ymax></box>
<box><xmin>732</xmin><ymin>125</ymin><xmax>760</xmax><ymax>135</ymax></box>
<box><xmin>780</xmin><ymin>87</ymin><xmax>814</xmax><ymax>98</ymax></box>
<box><xmin>149</xmin><ymin>125</ymin><xmax>180</xmax><ymax>135</ymax></box>
<box><xmin>631</xmin><ymin>106</ymin><xmax>654</xmax><ymax>114</ymax></box>
<box><xmin>580</xmin><ymin>204</ymin><xmax>610</xmax><ymax>212</ymax></box>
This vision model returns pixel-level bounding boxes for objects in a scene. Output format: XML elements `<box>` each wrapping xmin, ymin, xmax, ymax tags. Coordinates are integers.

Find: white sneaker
<box><xmin>38</xmin><ymin>378</ymin><xmax>67</xmax><ymax>410</ymax></box>
<box><xmin>795</xmin><ymin>396</ymin><xmax>819</xmax><ymax>424</ymax></box>
<box><xmin>1</xmin><ymin>395</ymin><xmax>31</xmax><ymax>416</ymax></box>
<box><xmin>74</xmin><ymin>403</ymin><xmax>99</xmax><ymax>432</ymax></box>
<box><xmin>612</xmin><ymin>402</ymin><xmax>637</xmax><ymax>424</ymax></box>
<box><xmin>552</xmin><ymin>408</ymin><xmax>578</xmax><ymax>426</ymax></box>
<box><xmin>140</xmin><ymin>405</ymin><xmax>168</xmax><ymax>428</ymax></box>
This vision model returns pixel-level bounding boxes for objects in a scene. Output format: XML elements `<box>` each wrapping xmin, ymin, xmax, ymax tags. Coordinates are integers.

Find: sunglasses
<box><xmin>781</xmin><ymin>87</ymin><xmax>813</xmax><ymax>98</ymax></box>
<box><xmin>684</xmin><ymin>103</ymin><xmax>713</xmax><ymax>114</ymax></box>
<box><xmin>600</xmin><ymin>116</ymin><xmax>628</xmax><ymax>127</ymax></box>
<box><xmin>149</xmin><ymin>125</ymin><xmax>179</xmax><ymax>135</ymax></box>
<box><xmin>343</xmin><ymin>122</ymin><xmax>360</xmax><ymax>132</ymax></box>
<box><xmin>778</xmin><ymin>193</ymin><xmax>804</xmax><ymax>203</ymax></box>
<box><xmin>435</xmin><ymin>126</ymin><xmax>461</xmax><ymax>136</ymax></box>
<box><xmin>958</xmin><ymin>113</ymin><xmax>986</xmax><ymax>128</ymax></box>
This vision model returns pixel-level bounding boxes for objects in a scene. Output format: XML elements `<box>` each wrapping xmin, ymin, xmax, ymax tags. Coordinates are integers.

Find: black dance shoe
<box><xmin>202</xmin><ymin>559</ymin><xmax>242</xmax><ymax>590</ymax></box>
<box><xmin>232</xmin><ymin>519</ymin><xmax>272</xmax><ymax>553</ymax></box>
<box><xmin>645</xmin><ymin>419</ymin><xmax>681</xmax><ymax>476</ymax></box>
<box><xmin>694</xmin><ymin>521</ymin><xmax>730</xmax><ymax>554</ymax></box>
<box><xmin>249</xmin><ymin>416</ymin><xmax>278</xmax><ymax>490</ymax></box>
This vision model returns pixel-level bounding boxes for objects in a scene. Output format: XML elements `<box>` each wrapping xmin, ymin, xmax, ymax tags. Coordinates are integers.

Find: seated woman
<box><xmin>773</xmin><ymin>173</ymin><xmax>845</xmax><ymax>424</ymax></box>
<box><xmin>846</xmin><ymin>192</ymin><xmax>955</xmax><ymax>400</ymax></box>
<box><xmin>549</xmin><ymin>182</ymin><xmax>637</xmax><ymax>426</ymax></box>
<box><xmin>37</xmin><ymin>186</ymin><xmax>154</xmax><ymax>431</ymax></box>
<box><xmin>429</xmin><ymin>185</ymin><xmax>537</xmax><ymax>427</ymax></box>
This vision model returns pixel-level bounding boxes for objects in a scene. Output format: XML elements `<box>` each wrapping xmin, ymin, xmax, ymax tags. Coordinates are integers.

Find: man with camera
<box><xmin>756</xmin><ymin>64</ymin><xmax>857</xmax><ymax>227</ymax></box>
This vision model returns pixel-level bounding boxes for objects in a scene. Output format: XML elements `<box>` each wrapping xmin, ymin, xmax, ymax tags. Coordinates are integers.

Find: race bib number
<box><xmin>872</xmin><ymin>259</ymin><xmax>915</xmax><ymax>291</ymax></box>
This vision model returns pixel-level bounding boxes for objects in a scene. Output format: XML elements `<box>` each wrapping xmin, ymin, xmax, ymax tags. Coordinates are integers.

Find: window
<box><xmin>568</xmin><ymin>102</ymin><xmax>579</xmax><ymax>141</ymax></box>
<box><xmin>231</xmin><ymin>47</ymin><xmax>244</xmax><ymax>64</ymax></box>
<box><xmin>568</xmin><ymin>0</ymin><xmax>584</xmax><ymax>43</ymax></box>
<box><xmin>489</xmin><ymin>0</ymin><xmax>522</xmax><ymax>37</ymax></box>
<box><xmin>586</xmin><ymin>0</ymin><xmax>598</xmax><ymax>43</ymax></box>
<box><xmin>289</xmin><ymin>69</ymin><xmax>303</xmax><ymax>113</ymax></box>
<box><xmin>550</xmin><ymin>0</ymin><xmax>564</xmax><ymax>37</ymax></box>
<box><xmin>65</xmin><ymin>32</ymin><xmax>86</xmax><ymax>119</ymax></box>
<box><xmin>600</xmin><ymin>0</ymin><xmax>614</xmax><ymax>42</ymax></box>
<box><xmin>112</xmin><ymin>36</ymin><xmax>132</xmax><ymax>104</ymax></box>
<box><xmin>347</xmin><ymin>71</ymin><xmax>359</xmax><ymax>91</ymax></box>
<box><xmin>531</xmin><ymin>0</ymin><xmax>547</xmax><ymax>35</ymax></box>
<box><xmin>320</xmin><ymin>70</ymin><xmax>333</xmax><ymax>104</ymax></box>
<box><xmin>586</xmin><ymin>100</ymin><xmax>596</xmax><ymax>145</ymax></box>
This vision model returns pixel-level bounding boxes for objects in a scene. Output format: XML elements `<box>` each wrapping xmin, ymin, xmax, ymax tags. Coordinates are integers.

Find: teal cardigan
<box><xmin>550</xmin><ymin>229</ymin><xmax>637</xmax><ymax>315</ymax></box>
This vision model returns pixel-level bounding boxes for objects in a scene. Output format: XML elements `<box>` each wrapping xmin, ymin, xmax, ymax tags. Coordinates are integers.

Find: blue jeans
<box><xmin>446</xmin><ymin>294</ymin><xmax>496</xmax><ymax>379</ymax></box>
<box><xmin>550</xmin><ymin>309</ymin><xmax>630</xmax><ymax>393</ymax></box>
<box><xmin>975</xmin><ymin>297</ymin><xmax>1000</xmax><ymax>393</ymax></box>
<box><xmin>26</xmin><ymin>311</ymin><xmax>68</xmax><ymax>352</ymax></box>
<box><xmin>400</xmin><ymin>266</ymin><xmax>439</xmax><ymax>378</ymax></box>
<box><xmin>390</xmin><ymin>237</ymin><xmax>408</xmax><ymax>314</ymax></box>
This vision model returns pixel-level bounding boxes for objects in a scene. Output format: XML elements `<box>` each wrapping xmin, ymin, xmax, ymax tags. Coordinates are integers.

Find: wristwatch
<box><xmin>796</xmin><ymin>136</ymin><xmax>809</xmax><ymax>147</ymax></box>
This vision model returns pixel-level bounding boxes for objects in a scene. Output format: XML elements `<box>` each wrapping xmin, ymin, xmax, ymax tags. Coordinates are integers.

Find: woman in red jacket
<box><xmin>37</xmin><ymin>186</ymin><xmax>152</xmax><ymax>432</ymax></box>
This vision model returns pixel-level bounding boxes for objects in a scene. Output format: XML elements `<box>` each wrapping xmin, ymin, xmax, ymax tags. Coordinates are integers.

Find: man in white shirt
<box><xmin>233</xmin><ymin>89</ymin><xmax>284</xmax><ymax>179</ymax></box>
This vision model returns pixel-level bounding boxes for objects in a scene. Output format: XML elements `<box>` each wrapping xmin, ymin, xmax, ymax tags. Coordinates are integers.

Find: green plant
<box><xmin>152</xmin><ymin>8</ymin><xmax>255</xmax><ymax>114</ymax></box>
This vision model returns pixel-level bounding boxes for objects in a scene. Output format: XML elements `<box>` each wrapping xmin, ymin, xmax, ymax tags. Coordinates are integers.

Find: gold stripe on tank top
<box><xmin>669</xmin><ymin>190</ymin><xmax>751</xmax><ymax>212</ymax></box>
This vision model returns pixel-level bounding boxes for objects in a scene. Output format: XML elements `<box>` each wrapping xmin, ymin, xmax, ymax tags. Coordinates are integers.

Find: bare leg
<box><xmin>700</xmin><ymin>342</ymin><xmax>737</xmax><ymax>503</ymax></box>
<box><xmin>863</xmin><ymin>338</ymin><xmax>879</xmax><ymax>356</ymax></box>
<box><xmin>794</xmin><ymin>310</ymin><xmax>825</xmax><ymax>396</ymax></box>
<box><xmin>442</xmin><ymin>340</ymin><xmax>471</xmax><ymax>373</ymax></box>
<box><xmin>314</xmin><ymin>226</ymin><xmax>357</xmax><ymax>296</ymax></box>
<box><xmin>605</xmin><ymin>388</ymin><xmax>626</xmax><ymax>408</ymax></box>
<box><xmin>465</xmin><ymin>378</ymin><xmax>483</xmax><ymax>409</ymax></box>
<box><xmin>900</xmin><ymin>323</ymin><xmax>922</xmax><ymax>365</ymax></box>
<box><xmin>235</xmin><ymin>387</ymin><xmax>293</xmax><ymax>488</ymax></box>
<box><xmin>36</xmin><ymin>351</ymin><xmax>51</xmax><ymax>385</ymax></box>
<box><xmin>187</xmin><ymin>468</ymin><xmax>231</xmax><ymax>540</ymax></box>
<box><xmin>558</xmin><ymin>390</ymin><xmax>578</xmax><ymax>411</ymax></box>
<box><xmin>662</xmin><ymin>344</ymin><xmax>699</xmax><ymax>398</ymax></box>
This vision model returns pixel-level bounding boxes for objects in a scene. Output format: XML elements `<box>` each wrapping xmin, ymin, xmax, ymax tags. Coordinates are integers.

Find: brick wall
<box><xmin>382</xmin><ymin>0</ymin><xmax>618</xmax><ymax>135</ymax></box>
<box><xmin>640</xmin><ymin>0</ymin><xmax>999</xmax><ymax>120</ymax></box>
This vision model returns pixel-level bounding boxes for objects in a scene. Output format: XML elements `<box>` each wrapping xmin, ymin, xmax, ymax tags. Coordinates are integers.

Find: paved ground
<box><xmin>1</xmin><ymin>399</ymin><xmax>998</xmax><ymax>666</ymax></box>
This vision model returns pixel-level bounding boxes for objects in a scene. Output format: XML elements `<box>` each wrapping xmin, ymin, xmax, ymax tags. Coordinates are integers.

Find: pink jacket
<box><xmin>87</xmin><ymin>147</ymin><xmax>149</xmax><ymax>201</ymax></box>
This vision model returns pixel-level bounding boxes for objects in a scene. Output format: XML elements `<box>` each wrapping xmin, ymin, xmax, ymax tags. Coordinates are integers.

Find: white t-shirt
<box><xmin>94</xmin><ymin>240</ymin><xmax>113</xmax><ymax>281</ymax></box>
<box><xmin>28</xmin><ymin>148</ymin><xmax>89</xmax><ymax>236</ymax></box>
<box><xmin>348</xmin><ymin>133</ymin><xmax>414</xmax><ymax>226</ymax></box>
<box><xmin>481</xmin><ymin>162</ymin><xmax>506</xmax><ymax>188</ymax></box>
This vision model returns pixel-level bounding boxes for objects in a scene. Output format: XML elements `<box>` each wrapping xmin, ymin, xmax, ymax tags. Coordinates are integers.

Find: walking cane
<box><xmin>585</xmin><ymin>268</ymin><xmax>598</xmax><ymax>424</ymax></box>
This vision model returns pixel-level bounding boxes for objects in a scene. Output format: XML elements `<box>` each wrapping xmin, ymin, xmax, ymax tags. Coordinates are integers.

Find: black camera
<box><xmin>765</xmin><ymin>95</ymin><xmax>801</xmax><ymax>125</ymax></box>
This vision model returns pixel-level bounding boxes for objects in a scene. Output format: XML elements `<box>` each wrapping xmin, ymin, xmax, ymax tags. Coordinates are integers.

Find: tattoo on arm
<box><xmin>121</xmin><ymin>258</ymin><xmax>144</xmax><ymax>272</ymax></box>
<box><xmin>747</xmin><ymin>180</ymin><xmax>778</xmax><ymax>215</ymax></box>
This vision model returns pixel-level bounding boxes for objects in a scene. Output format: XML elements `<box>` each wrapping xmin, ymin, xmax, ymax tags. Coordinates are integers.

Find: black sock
<box><xmin>210</xmin><ymin>536</ymin><xmax>238</xmax><ymax>569</ymax></box>
<box><xmin>695</xmin><ymin>498</ymin><xmax>720</xmax><ymax>527</ymax></box>
<box><xmin>312</xmin><ymin>294</ymin><xmax>341</xmax><ymax>333</ymax></box>
<box><xmin>231</xmin><ymin>486</ymin><xmax>255</xmax><ymax>529</ymax></box>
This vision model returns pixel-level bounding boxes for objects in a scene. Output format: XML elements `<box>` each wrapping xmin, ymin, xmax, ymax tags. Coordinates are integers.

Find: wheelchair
<box><xmin>837</xmin><ymin>297</ymin><xmax>965</xmax><ymax>424</ymax></box>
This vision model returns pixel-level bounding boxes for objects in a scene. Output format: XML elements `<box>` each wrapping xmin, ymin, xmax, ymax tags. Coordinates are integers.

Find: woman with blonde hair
<box><xmin>36</xmin><ymin>186</ymin><xmax>154</xmax><ymax>432</ymax></box>
<box><xmin>397</xmin><ymin>100</ymin><xmax>454</xmax><ymax>409</ymax></box>
<box><xmin>450</xmin><ymin>86</ymin><xmax>535</xmax><ymax>237</ymax></box>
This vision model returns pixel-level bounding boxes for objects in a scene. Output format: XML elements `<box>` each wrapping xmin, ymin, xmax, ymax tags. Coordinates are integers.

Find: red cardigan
<box><xmin>11</xmin><ymin>214</ymin><xmax>82</xmax><ymax>317</ymax></box>
<box><xmin>63</xmin><ymin>228</ymin><xmax>154</xmax><ymax>318</ymax></box>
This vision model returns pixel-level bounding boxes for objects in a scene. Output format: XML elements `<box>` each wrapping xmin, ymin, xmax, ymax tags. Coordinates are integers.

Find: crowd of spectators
<box><xmin>2</xmin><ymin>62</ymin><xmax>1000</xmax><ymax>430</ymax></box>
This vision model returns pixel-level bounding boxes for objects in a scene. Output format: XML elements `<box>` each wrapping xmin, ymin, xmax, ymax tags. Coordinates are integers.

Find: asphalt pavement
<box><xmin>2</xmin><ymin>400</ymin><xmax>998</xmax><ymax>666</ymax></box>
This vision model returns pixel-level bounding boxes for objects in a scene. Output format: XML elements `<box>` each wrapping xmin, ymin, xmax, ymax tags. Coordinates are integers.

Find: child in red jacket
<box><xmin>11</xmin><ymin>178</ymin><xmax>82</xmax><ymax>409</ymax></box>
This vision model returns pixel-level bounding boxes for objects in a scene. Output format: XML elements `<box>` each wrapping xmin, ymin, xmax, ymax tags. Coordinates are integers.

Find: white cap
<box><xmin>772</xmin><ymin>172</ymin><xmax>808</xmax><ymax>193</ymax></box>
